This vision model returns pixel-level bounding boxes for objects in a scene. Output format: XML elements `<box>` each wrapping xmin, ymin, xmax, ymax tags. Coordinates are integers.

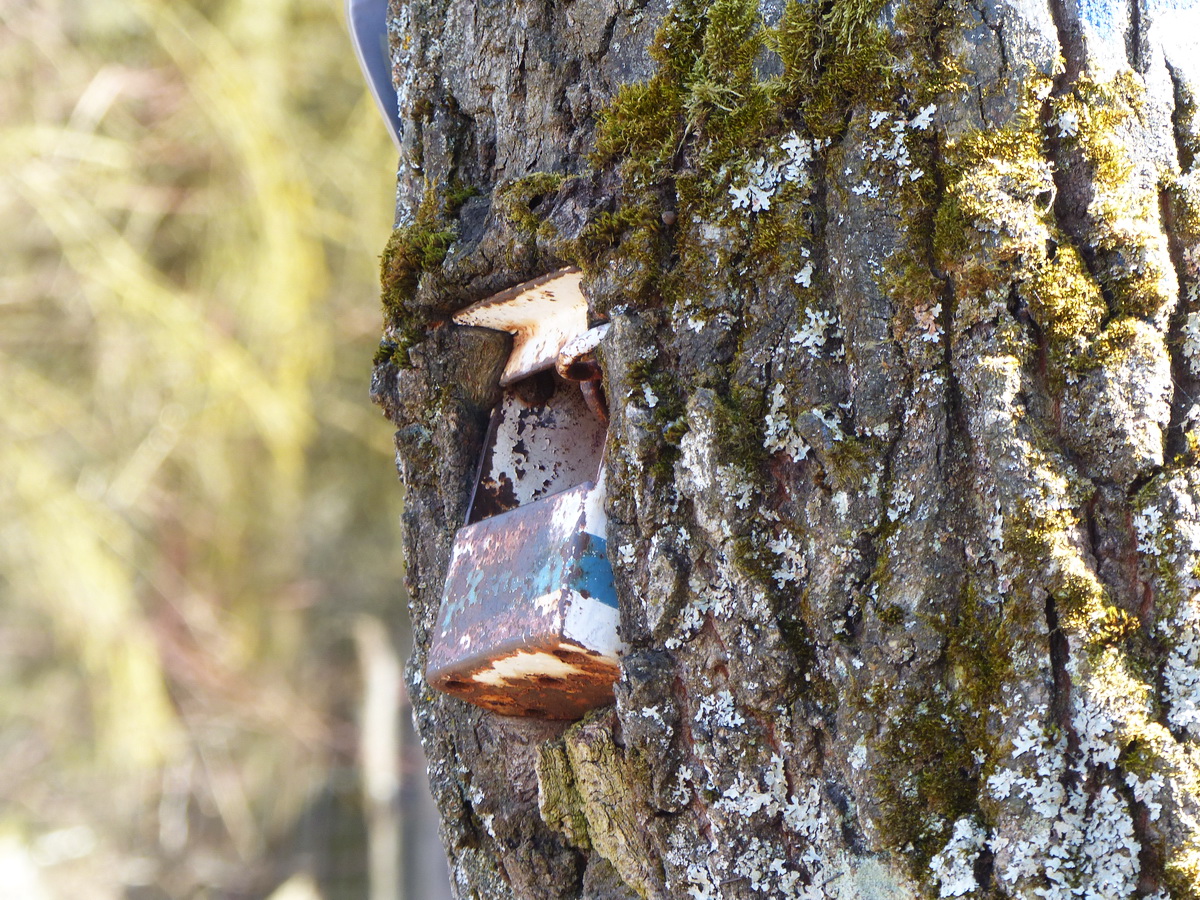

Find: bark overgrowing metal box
<box><xmin>426</xmin><ymin>269</ymin><xmax>624</xmax><ymax>719</ymax></box>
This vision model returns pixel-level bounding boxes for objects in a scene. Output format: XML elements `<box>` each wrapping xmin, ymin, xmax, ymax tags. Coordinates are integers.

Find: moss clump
<box><xmin>945</xmin><ymin>580</ymin><xmax>1014</xmax><ymax>710</ymax></box>
<box><xmin>575</xmin><ymin>202</ymin><xmax>665</xmax><ymax>304</ymax></box>
<box><xmin>375</xmin><ymin>178</ymin><xmax>479</xmax><ymax>366</ymax></box>
<box><xmin>876</xmin><ymin>688</ymin><xmax>980</xmax><ymax>874</ymax></box>
<box><xmin>595</xmin><ymin>0</ymin><xmax>783</xmax><ymax>172</ymax></box>
<box><xmin>872</xmin><ymin>580</ymin><xmax>1015</xmax><ymax>879</ymax></box>
<box><xmin>935</xmin><ymin>81</ymin><xmax>1107</xmax><ymax>368</ymax></box>
<box><xmin>444</xmin><ymin>178</ymin><xmax>480</xmax><ymax>212</ymax></box>
<box><xmin>494</xmin><ymin>172</ymin><xmax>567</xmax><ymax>236</ymax></box>
<box><xmin>877</xmin><ymin>603</ymin><xmax>905</xmax><ymax>627</ymax></box>
<box><xmin>378</xmin><ymin>220</ymin><xmax>457</xmax><ymax>364</ymax></box>
<box><xmin>585</xmin><ymin>0</ymin><xmax>895</xmax><ymax>309</ymax></box>
<box><xmin>1071</xmin><ymin>314</ymin><xmax>1163</xmax><ymax>385</ymax></box>
<box><xmin>1021</xmin><ymin>243</ymin><xmax>1106</xmax><ymax>352</ymax></box>
<box><xmin>1166</xmin><ymin>169</ymin><xmax>1200</xmax><ymax>238</ymax></box>
<box><xmin>770</xmin><ymin>0</ymin><xmax>894</xmax><ymax>140</ymax></box>
<box><xmin>712</xmin><ymin>382</ymin><xmax>769</xmax><ymax>473</ymax></box>
<box><xmin>1164</xmin><ymin>847</ymin><xmax>1200</xmax><ymax>900</ymax></box>
<box><xmin>1053</xmin><ymin>72</ymin><xmax>1172</xmax><ymax>320</ymax></box>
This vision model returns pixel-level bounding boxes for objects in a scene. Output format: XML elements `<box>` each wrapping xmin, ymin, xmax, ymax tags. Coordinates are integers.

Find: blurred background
<box><xmin>0</xmin><ymin>0</ymin><xmax>452</xmax><ymax>896</ymax></box>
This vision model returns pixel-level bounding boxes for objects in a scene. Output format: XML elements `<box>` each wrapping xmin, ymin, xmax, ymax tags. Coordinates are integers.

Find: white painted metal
<box><xmin>453</xmin><ymin>268</ymin><xmax>589</xmax><ymax>385</ymax></box>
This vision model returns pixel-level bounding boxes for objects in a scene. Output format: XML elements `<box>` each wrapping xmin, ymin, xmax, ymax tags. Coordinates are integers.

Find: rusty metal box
<box><xmin>426</xmin><ymin>482</ymin><xmax>621</xmax><ymax>718</ymax></box>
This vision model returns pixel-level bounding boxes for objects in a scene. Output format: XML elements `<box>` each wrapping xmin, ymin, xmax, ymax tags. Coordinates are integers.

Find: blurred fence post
<box><xmin>354</xmin><ymin>616</ymin><xmax>402</xmax><ymax>900</ymax></box>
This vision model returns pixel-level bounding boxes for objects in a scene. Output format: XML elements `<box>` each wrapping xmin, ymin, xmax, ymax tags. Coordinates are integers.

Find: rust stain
<box><xmin>430</xmin><ymin>640</ymin><xmax>621</xmax><ymax>719</ymax></box>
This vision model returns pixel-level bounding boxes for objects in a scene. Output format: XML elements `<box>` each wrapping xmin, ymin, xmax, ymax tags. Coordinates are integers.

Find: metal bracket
<box><xmin>454</xmin><ymin>268</ymin><xmax>589</xmax><ymax>386</ymax></box>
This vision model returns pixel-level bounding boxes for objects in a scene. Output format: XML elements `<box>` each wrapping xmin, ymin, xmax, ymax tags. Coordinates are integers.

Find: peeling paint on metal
<box><xmin>562</xmin><ymin>596</ymin><xmax>622</xmax><ymax>659</ymax></box>
<box><xmin>470</xmin><ymin>651</ymin><xmax>587</xmax><ymax>686</ymax></box>
<box><xmin>468</xmin><ymin>375</ymin><xmax>606</xmax><ymax>523</ymax></box>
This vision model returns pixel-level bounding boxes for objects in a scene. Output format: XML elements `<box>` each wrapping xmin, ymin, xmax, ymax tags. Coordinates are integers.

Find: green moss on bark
<box><xmin>584</xmin><ymin>0</ymin><xmax>895</xmax><ymax>310</ymax></box>
<box><xmin>494</xmin><ymin>172</ymin><xmax>568</xmax><ymax>237</ymax></box>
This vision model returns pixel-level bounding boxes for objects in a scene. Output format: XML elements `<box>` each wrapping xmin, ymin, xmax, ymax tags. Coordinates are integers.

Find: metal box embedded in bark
<box><xmin>426</xmin><ymin>269</ymin><xmax>623</xmax><ymax>719</ymax></box>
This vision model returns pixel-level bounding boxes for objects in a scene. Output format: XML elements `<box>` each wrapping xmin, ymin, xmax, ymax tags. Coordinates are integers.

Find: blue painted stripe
<box><xmin>574</xmin><ymin>534</ymin><xmax>618</xmax><ymax>609</ymax></box>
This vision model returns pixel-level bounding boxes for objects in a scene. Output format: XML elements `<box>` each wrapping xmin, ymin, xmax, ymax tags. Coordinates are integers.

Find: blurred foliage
<box><xmin>0</xmin><ymin>0</ymin><xmax>407</xmax><ymax>895</ymax></box>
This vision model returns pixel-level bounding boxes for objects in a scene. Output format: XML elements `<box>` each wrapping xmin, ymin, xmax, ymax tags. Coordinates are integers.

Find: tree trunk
<box><xmin>369</xmin><ymin>0</ymin><xmax>1200</xmax><ymax>895</ymax></box>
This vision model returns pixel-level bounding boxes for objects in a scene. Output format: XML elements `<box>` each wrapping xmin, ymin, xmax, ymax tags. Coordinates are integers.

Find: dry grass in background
<box><xmin>0</xmin><ymin>0</ymin><xmax>433</xmax><ymax>896</ymax></box>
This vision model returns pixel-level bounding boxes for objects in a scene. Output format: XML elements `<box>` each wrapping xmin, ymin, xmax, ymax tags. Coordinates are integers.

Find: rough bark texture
<box><xmin>370</xmin><ymin>0</ymin><xmax>1200</xmax><ymax>895</ymax></box>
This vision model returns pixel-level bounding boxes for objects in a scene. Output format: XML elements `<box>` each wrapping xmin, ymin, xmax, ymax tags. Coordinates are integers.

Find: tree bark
<box><xmin>370</xmin><ymin>0</ymin><xmax>1200</xmax><ymax>895</ymax></box>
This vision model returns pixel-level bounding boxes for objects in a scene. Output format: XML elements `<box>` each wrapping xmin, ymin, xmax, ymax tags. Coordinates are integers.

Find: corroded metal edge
<box><xmin>466</xmin><ymin>375</ymin><xmax>607</xmax><ymax>524</ymax></box>
<box><xmin>427</xmin><ymin>626</ymin><xmax>621</xmax><ymax>719</ymax></box>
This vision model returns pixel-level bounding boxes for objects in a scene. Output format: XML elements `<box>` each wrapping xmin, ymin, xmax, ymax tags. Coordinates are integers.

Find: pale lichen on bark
<box><xmin>371</xmin><ymin>0</ymin><xmax>1200</xmax><ymax>894</ymax></box>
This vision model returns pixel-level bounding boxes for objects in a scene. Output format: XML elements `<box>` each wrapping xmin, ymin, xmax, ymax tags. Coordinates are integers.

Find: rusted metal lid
<box><xmin>453</xmin><ymin>268</ymin><xmax>589</xmax><ymax>386</ymax></box>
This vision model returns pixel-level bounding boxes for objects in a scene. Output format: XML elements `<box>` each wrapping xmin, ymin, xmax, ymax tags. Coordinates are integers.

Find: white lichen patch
<box><xmin>1133</xmin><ymin>503</ymin><xmax>1163</xmax><ymax>555</ymax></box>
<box><xmin>764</xmin><ymin>384</ymin><xmax>811</xmax><ymax>460</ymax></box>
<box><xmin>1124</xmin><ymin>771</ymin><xmax>1165</xmax><ymax>821</ymax></box>
<box><xmin>929</xmin><ymin>817</ymin><xmax>987</xmax><ymax>898</ymax></box>
<box><xmin>1056</xmin><ymin>108</ymin><xmax>1080</xmax><ymax>138</ymax></box>
<box><xmin>679</xmin><ymin>410</ymin><xmax>716</xmax><ymax>493</ymax></box>
<box><xmin>684</xmin><ymin>859</ymin><xmax>720</xmax><ymax>900</ymax></box>
<box><xmin>914</xmin><ymin>302</ymin><xmax>943</xmax><ymax>343</ymax></box>
<box><xmin>810</xmin><ymin>406</ymin><xmax>846</xmax><ymax>442</ymax></box>
<box><xmin>1183</xmin><ymin>311</ymin><xmax>1200</xmax><ymax>366</ymax></box>
<box><xmin>733</xmin><ymin>836</ymin><xmax>803</xmax><ymax>894</ymax></box>
<box><xmin>715</xmin><ymin>771</ymin><xmax>780</xmax><ymax>818</ymax></box>
<box><xmin>665</xmin><ymin>590</ymin><xmax>714</xmax><ymax>650</ymax></box>
<box><xmin>667</xmin><ymin>755</ymin><xmax>842</xmax><ymax>900</ymax></box>
<box><xmin>695</xmin><ymin>689</ymin><xmax>745</xmax><ymax>730</ymax></box>
<box><xmin>790</xmin><ymin>306</ymin><xmax>844</xmax><ymax>359</ymax></box>
<box><xmin>986</xmin><ymin>702</ymin><xmax>1141</xmax><ymax>900</ymax></box>
<box><xmin>856</xmin><ymin>105</ymin><xmax>937</xmax><ymax>192</ymax></box>
<box><xmin>727</xmin><ymin>132</ymin><xmax>829</xmax><ymax>215</ymax></box>
<box><xmin>768</xmin><ymin>529</ymin><xmax>806</xmax><ymax>588</ymax></box>
<box><xmin>1161</xmin><ymin>592</ymin><xmax>1200</xmax><ymax>736</ymax></box>
<box><xmin>887</xmin><ymin>487</ymin><xmax>914</xmax><ymax>522</ymax></box>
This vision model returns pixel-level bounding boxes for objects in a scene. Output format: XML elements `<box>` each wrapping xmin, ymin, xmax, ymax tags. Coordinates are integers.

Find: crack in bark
<box><xmin>594</xmin><ymin>11</ymin><xmax>621</xmax><ymax>68</ymax></box>
<box><xmin>1045</xmin><ymin>0</ymin><xmax>1084</xmax><ymax>83</ymax></box>
<box><xmin>1166</xmin><ymin>58</ymin><xmax>1195</xmax><ymax>173</ymax></box>
<box><xmin>1163</xmin><ymin>62</ymin><xmax>1200</xmax><ymax>461</ymax></box>
<box><xmin>1126</xmin><ymin>0</ymin><xmax>1143</xmax><ymax>73</ymax></box>
<box><xmin>1119</xmin><ymin>762</ymin><xmax>1168</xmax><ymax>893</ymax></box>
<box><xmin>1042</xmin><ymin>0</ymin><xmax>1123</xmax><ymax>333</ymax></box>
<box><xmin>1045</xmin><ymin>591</ymin><xmax>1075</xmax><ymax>743</ymax></box>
